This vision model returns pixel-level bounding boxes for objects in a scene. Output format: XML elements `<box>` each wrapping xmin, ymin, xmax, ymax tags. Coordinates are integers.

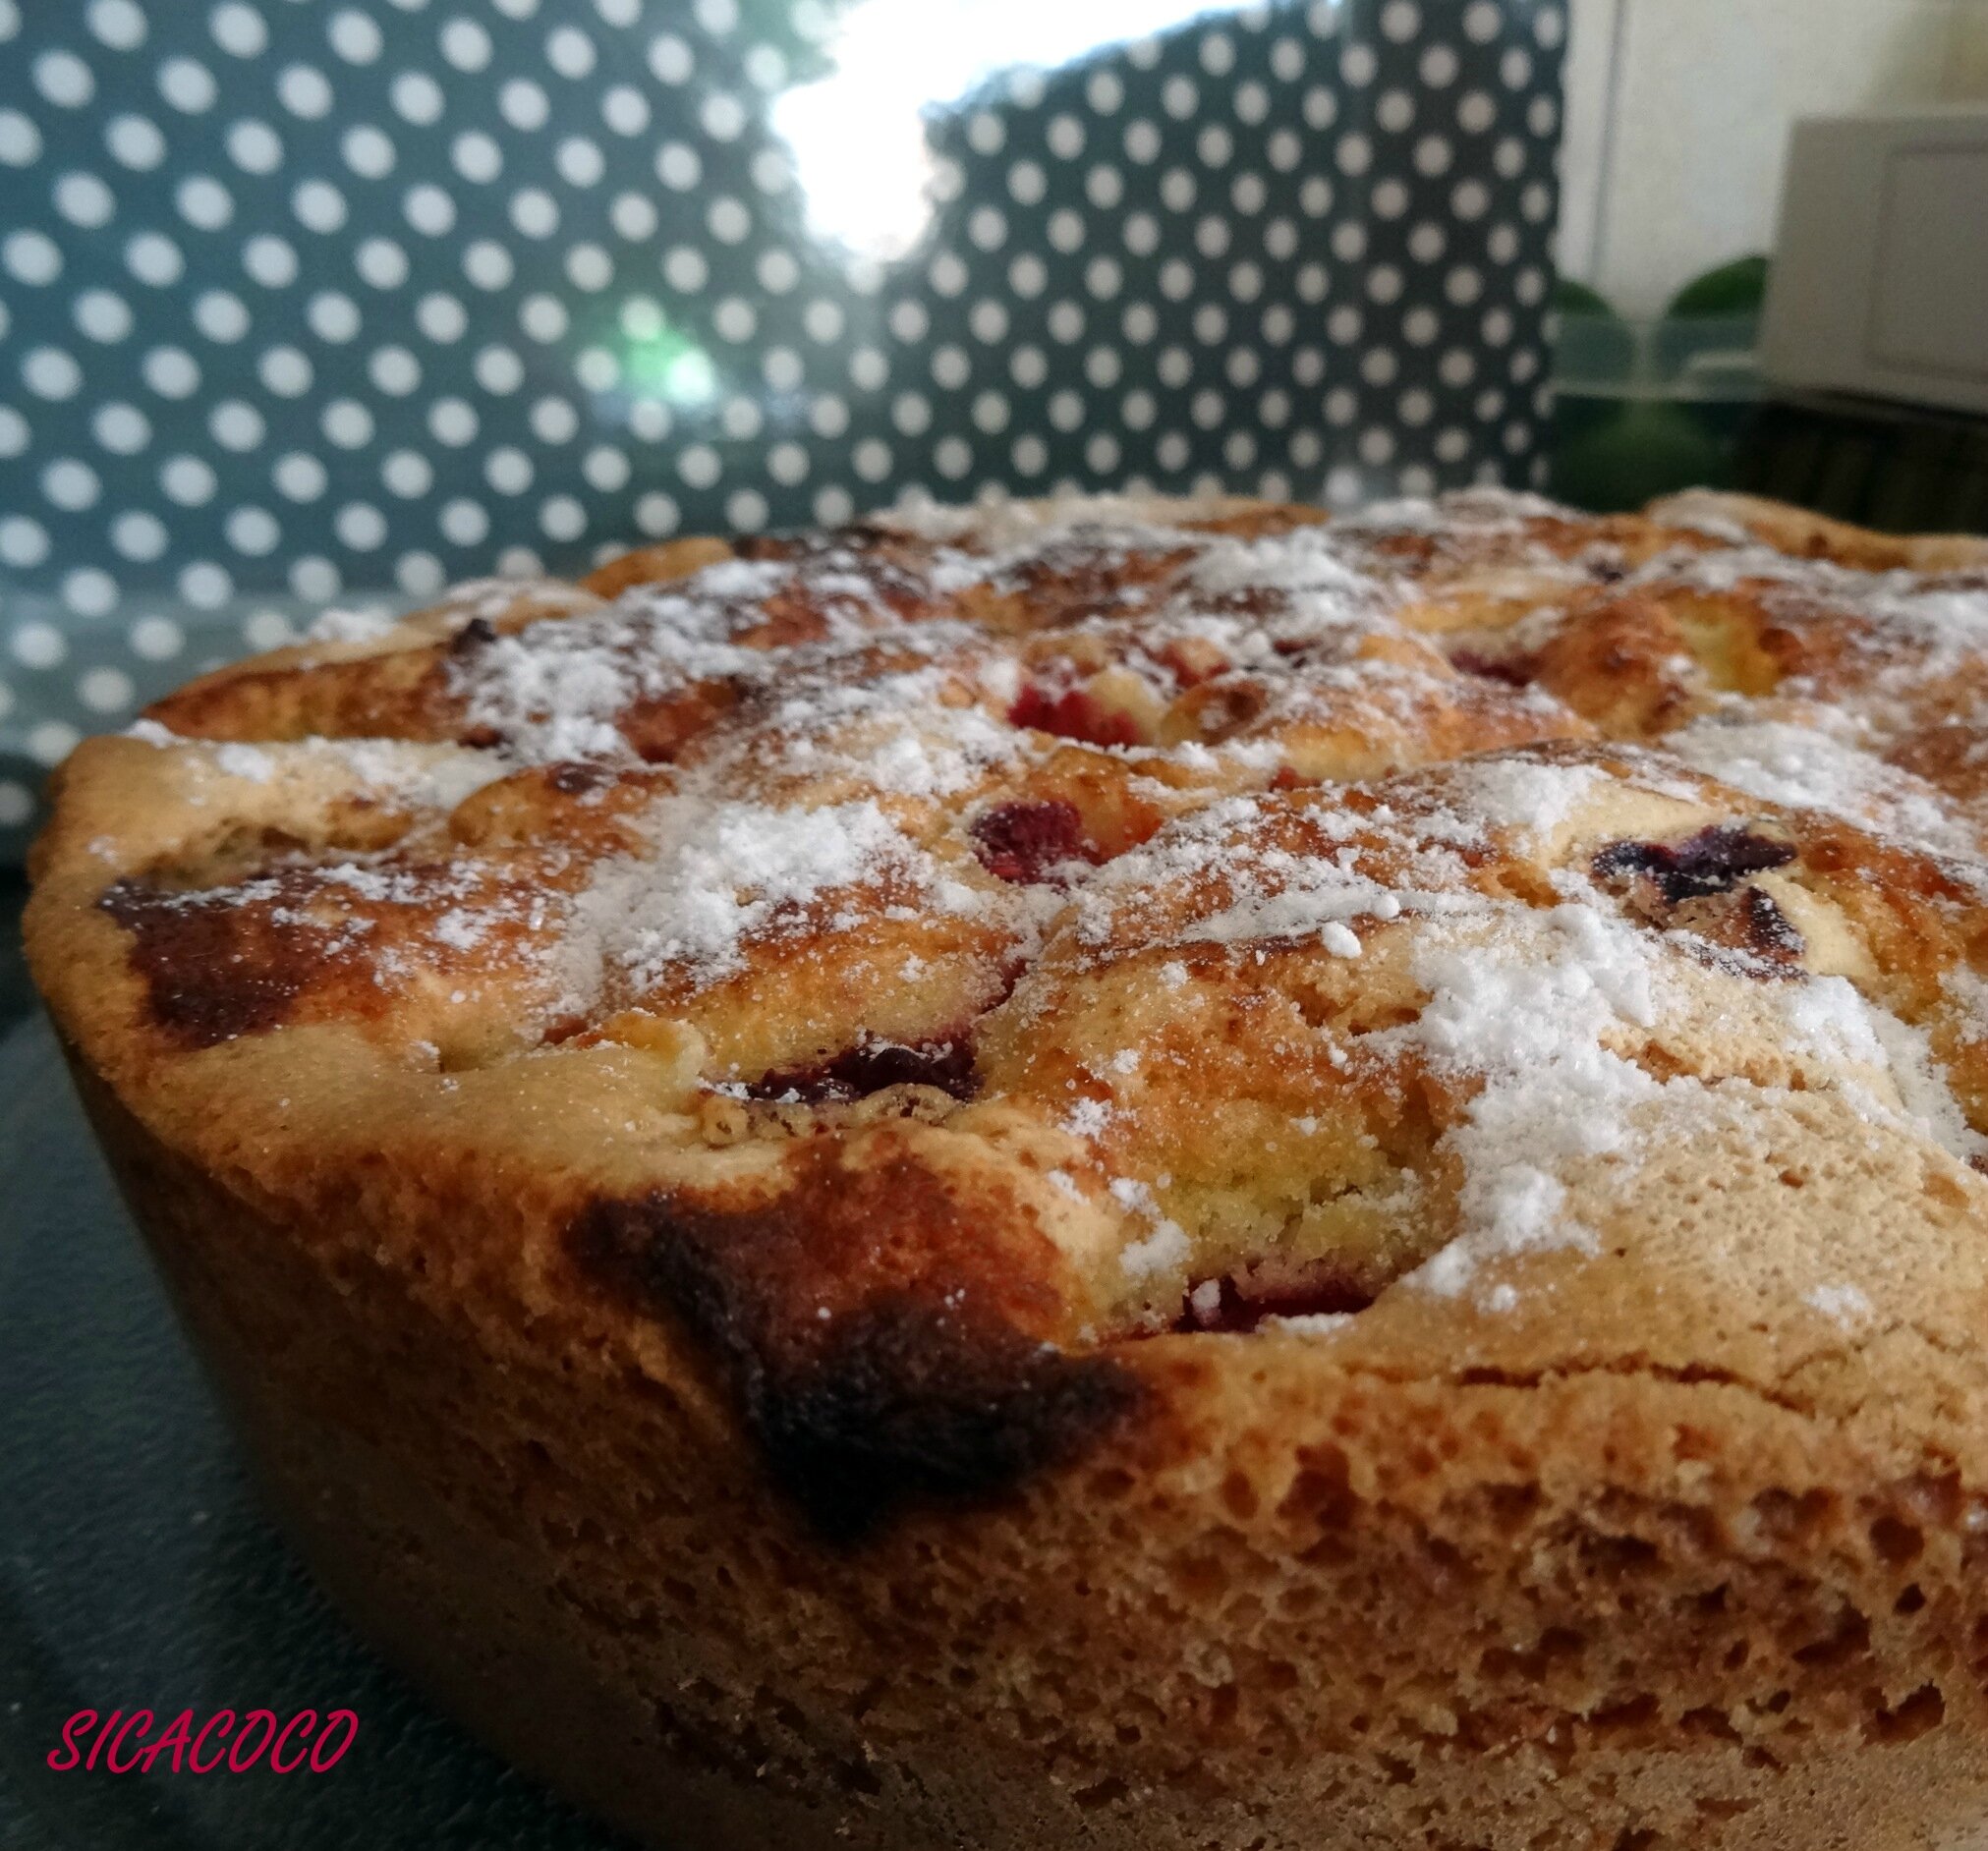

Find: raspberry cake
<box><xmin>26</xmin><ymin>487</ymin><xmax>1988</xmax><ymax>1851</ymax></box>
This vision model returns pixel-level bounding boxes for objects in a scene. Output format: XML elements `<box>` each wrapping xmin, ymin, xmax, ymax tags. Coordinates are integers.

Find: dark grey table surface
<box><xmin>0</xmin><ymin>997</ymin><xmax>622</xmax><ymax>1844</ymax></box>
<box><xmin>3</xmin><ymin>870</ymin><xmax>29</xmax><ymax>1037</ymax></box>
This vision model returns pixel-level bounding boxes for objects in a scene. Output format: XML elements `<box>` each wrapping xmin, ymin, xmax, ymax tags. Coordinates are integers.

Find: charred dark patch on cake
<box><xmin>570</xmin><ymin>1145</ymin><xmax>1139</xmax><ymax>1540</ymax></box>
<box><xmin>101</xmin><ymin>876</ymin><xmax>329</xmax><ymax>1046</ymax></box>
<box><xmin>969</xmin><ymin>799</ymin><xmax>1096</xmax><ymax>885</ymax></box>
<box><xmin>746</xmin><ymin>1035</ymin><xmax>978</xmax><ymax>1103</ymax></box>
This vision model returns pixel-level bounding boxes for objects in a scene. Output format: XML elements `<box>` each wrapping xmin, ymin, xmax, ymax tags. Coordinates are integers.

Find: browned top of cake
<box><xmin>27</xmin><ymin>486</ymin><xmax>1988</xmax><ymax>1535</ymax></box>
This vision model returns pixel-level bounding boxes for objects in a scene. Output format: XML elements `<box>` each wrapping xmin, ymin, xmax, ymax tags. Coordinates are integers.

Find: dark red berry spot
<box><xmin>546</xmin><ymin>760</ymin><xmax>612</xmax><ymax>797</ymax></box>
<box><xmin>970</xmin><ymin>799</ymin><xmax>1093</xmax><ymax>885</ymax></box>
<box><xmin>1173</xmin><ymin>1269</ymin><xmax>1375</xmax><ymax>1334</ymax></box>
<box><xmin>748</xmin><ymin>1036</ymin><xmax>978</xmax><ymax>1104</ymax></box>
<box><xmin>1008</xmin><ymin>683</ymin><xmax>1145</xmax><ymax>749</ymax></box>
<box><xmin>1593</xmin><ymin>825</ymin><xmax>1794</xmax><ymax>904</ymax></box>
<box><xmin>1448</xmin><ymin>647</ymin><xmax>1533</xmax><ymax>688</ymax></box>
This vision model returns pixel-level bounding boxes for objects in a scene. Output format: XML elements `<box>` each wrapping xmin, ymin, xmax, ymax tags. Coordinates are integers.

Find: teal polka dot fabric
<box><xmin>0</xmin><ymin>0</ymin><xmax>1565</xmax><ymax>859</ymax></box>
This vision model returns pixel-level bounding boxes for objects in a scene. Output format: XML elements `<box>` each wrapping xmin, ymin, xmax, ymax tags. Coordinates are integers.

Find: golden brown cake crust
<box><xmin>27</xmin><ymin>488</ymin><xmax>1988</xmax><ymax>1849</ymax></box>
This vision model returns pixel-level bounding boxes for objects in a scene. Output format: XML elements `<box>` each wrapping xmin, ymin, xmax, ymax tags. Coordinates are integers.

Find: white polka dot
<box><xmin>0</xmin><ymin>781</ymin><xmax>31</xmax><ymax>827</ymax></box>
<box><xmin>392</xmin><ymin>553</ymin><xmax>442</xmax><ymax>597</ymax></box>
<box><xmin>805</xmin><ymin>391</ymin><xmax>847</xmax><ymax>438</ymax></box>
<box><xmin>276</xmin><ymin>63</ymin><xmax>332</xmax><ymax>118</ymax></box>
<box><xmin>626</xmin><ymin>400</ymin><xmax>666</xmax><ymax>443</ymax></box>
<box><xmin>527</xmin><ymin>395</ymin><xmax>576</xmax><ymax>444</ymax></box>
<box><xmin>0</xmin><ymin>108</ymin><xmax>40</xmax><ymax>166</ymax></box>
<box><xmin>35</xmin><ymin>50</ymin><xmax>96</xmax><ymax>108</ymax></box>
<box><xmin>157</xmin><ymin>453</ymin><xmax>216</xmax><ymax>502</ymax></box>
<box><xmin>57</xmin><ymin>565</ymin><xmax>116</xmax><ymax>618</ymax></box>
<box><xmin>209</xmin><ymin>399</ymin><xmax>264</xmax><ymax>450</ymax></box>
<box><xmin>483</xmin><ymin>446</ymin><xmax>532</xmax><ymax>494</ymax></box>
<box><xmin>437</xmin><ymin>496</ymin><xmax>486</xmax><ymax>546</ymax></box>
<box><xmin>270</xmin><ymin>450</ymin><xmax>325</xmax><ymax>501</ymax></box>
<box><xmin>97</xmin><ymin>115</ymin><xmax>161</xmax><ymax>174</ymax></box>
<box><xmin>399</xmin><ymin>182</ymin><xmax>452</xmax><ymax>237</ymax></box>
<box><xmin>23</xmin><ymin>347</ymin><xmax>83</xmax><ymax>400</ymax></box>
<box><xmin>1010</xmin><ymin>433</ymin><xmax>1047</xmax><ymax>476</ymax></box>
<box><xmin>437</xmin><ymin>14</ymin><xmax>490</xmax><ymax>71</ymax></box>
<box><xmin>54</xmin><ymin>171</ymin><xmax>117</xmax><ymax>229</ymax></box>
<box><xmin>28</xmin><ymin>720</ymin><xmax>81</xmax><ymax>766</ymax></box>
<box><xmin>539</xmin><ymin>493</ymin><xmax>586</xmax><ymax>541</ymax></box>
<box><xmin>210</xmin><ymin>1</ymin><xmax>267</xmax><ymax>57</ymax></box>
<box><xmin>242</xmin><ymin>607</ymin><xmax>294</xmax><ymax>648</ymax></box>
<box><xmin>546</xmin><ymin>24</ymin><xmax>595</xmax><ymax>77</ymax></box>
<box><xmin>111</xmin><ymin>509</ymin><xmax>167</xmax><ymax>559</ymax></box>
<box><xmin>87</xmin><ymin>0</ymin><xmax>148</xmax><ymax>49</ymax></box>
<box><xmin>214</xmin><ymin>123</ymin><xmax>279</xmax><ymax>179</ymax></box>
<box><xmin>421</xmin><ymin>396</ymin><xmax>477</xmax><ymax>449</ymax></box>
<box><xmin>132</xmin><ymin>357</ymin><xmax>194</xmax><ymax>415</ymax></box>
<box><xmin>648</xmin><ymin>30</ymin><xmax>693</xmax><ymax>83</ymax></box>
<box><xmin>633</xmin><ymin>491</ymin><xmax>678</xmax><ymax>536</ymax></box>
<box><xmin>42</xmin><ymin>457</ymin><xmax>100</xmax><ymax>511</ymax></box>
<box><xmin>294</xmin><ymin>178</ymin><xmax>348</xmax><ymax>233</ymax></box>
<box><xmin>555</xmin><ymin>137</ymin><xmax>603</xmax><ymax>189</ymax></box>
<box><xmin>391</xmin><ymin>70</ymin><xmax>443</xmax><ymax>125</ymax></box>
<box><xmin>0</xmin><ymin>516</ymin><xmax>49</xmax><ymax>569</ymax></box>
<box><xmin>335</xmin><ymin>502</ymin><xmax>387</xmax><ymax>549</ymax></box>
<box><xmin>813</xmin><ymin>485</ymin><xmax>853</xmax><ymax>526</ymax></box>
<box><xmin>474</xmin><ymin>346</ymin><xmax>524</xmax><ymax>395</ymax></box>
<box><xmin>608</xmin><ymin>191</ymin><xmax>654</xmax><ymax>241</ymax></box>
<box><xmin>581</xmin><ymin>444</ymin><xmax>629</xmax><ymax>491</ymax></box>
<box><xmin>601</xmin><ymin>83</ymin><xmax>648</xmax><ymax>136</ymax></box>
<box><xmin>225</xmin><ymin>505</ymin><xmax>280</xmax><ymax>555</ymax></box>
<box><xmin>130</xmin><ymin>612</ymin><xmax>185</xmax><ymax>658</ymax></box>
<box><xmin>254</xmin><ymin>346</ymin><xmax>312</xmax><ymax>395</ymax></box>
<box><xmin>242</xmin><ymin>233</ymin><xmax>298</xmax><ymax>289</ymax></box>
<box><xmin>574</xmin><ymin>346</ymin><xmax>619</xmax><ymax>392</ymax></box>
<box><xmin>655</xmin><ymin>140</ymin><xmax>700</xmax><ymax>191</ymax></box>
<box><xmin>78</xmin><ymin>664</ymin><xmax>136</xmax><ymax>713</ymax></box>
<box><xmin>673</xmin><ymin>442</ymin><xmax>718</xmax><ymax>489</ymax></box>
<box><xmin>327</xmin><ymin>8</ymin><xmax>382</xmax><ymax>63</ymax></box>
<box><xmin>701</xmin><ymin>90</ymin><xmax>746</xmax><ymax>140</ymax></box>
<box><xmin>715</xmin><ymin>487</ymin><xmax>762</xmax><ymax>533</ymax></box>
<box><xmin>509</xmin><ymin>188</ymin><xmax>559</xmax><ymax>238</ymax></box>
<box><xmin>188</xmin><ymin>289</ymin><xmax>246</xmax><ymax>343</ymax></box>
<box><xmin>3</xmin><ymin>230</ymin><xmax>61</xmax><ymax>286</ymax></box>
<box><xmin>707</xmin><ymin>196</ymin><xmax>750</xmax><ymax>244</ymax></box>
<box><xmin>320</xmin><ymin>398</ymin><xmax>372</xmax><ymax>448</ymax></box>
<box><xmin>346</xmin><ymin>240</ymin><xmax>403</xmax><ymax>294</ymax></box>
<box><xmin>175</xmin><ymin>560</ymin><xmax>231</xmax><ymax>608</ymax></box>
<box><xmin>1006</xmin><ymin>159</ymin><xmax>1046</xmax><ymax>206</ymax></box>
<box><xmin>762</xmin><ymin>346</ymin><xmax>803</xmax><ymax>391</ymax></box>
<box><xmin>340</xmin><ymin>123</ymin><xmax>395</xmax><ymax>180</ymax></box>
<box><xmin>287</xmin><ymin>555</ymin><xmax>339</xmax><ymax>598</ymax></box>
<box><xmin>177</xmin><ymin>174</ymin><xmax>233</xmax><ymax>229</ymax></box>
<box><xmin>375</xmin><ymin>447</ymin><xmax>430</xmax><ymax>497</ymax></box>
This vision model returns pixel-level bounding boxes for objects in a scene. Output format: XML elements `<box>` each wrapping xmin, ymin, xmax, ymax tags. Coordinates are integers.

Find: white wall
<box><xmin>1559</xmin><ymin>0</ymin><xmax>1988</xmax><ymax>314</ymax></box>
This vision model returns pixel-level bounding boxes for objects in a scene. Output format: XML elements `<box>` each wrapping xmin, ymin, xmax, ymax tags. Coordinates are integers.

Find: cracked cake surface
<box><xmin>26</xmin><ymin>485</ymin><xmax>1988</xmax><ymax>1851</ymax></box>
